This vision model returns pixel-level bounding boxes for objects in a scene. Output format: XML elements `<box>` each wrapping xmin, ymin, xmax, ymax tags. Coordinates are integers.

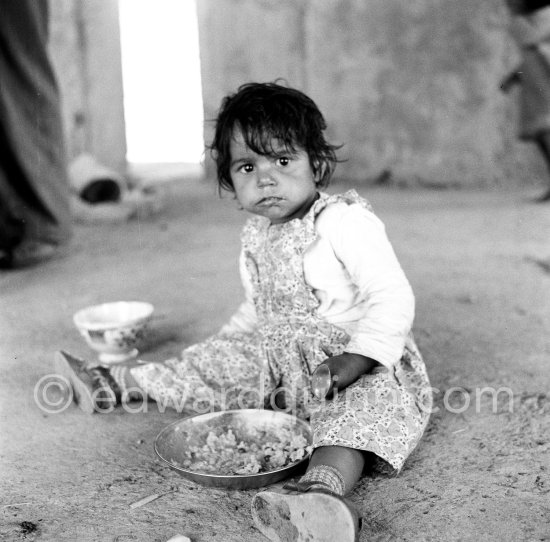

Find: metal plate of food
<box><xmin>154</xmin><ymin>409</ymin><xmax>313</xmax><ymax>489</ymax></box>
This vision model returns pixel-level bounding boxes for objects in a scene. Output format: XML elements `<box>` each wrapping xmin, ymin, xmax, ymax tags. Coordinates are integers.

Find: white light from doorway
<box><xmin>118</xmin><ymin>0</ymin><xmax>203</xmax><ymax>165</ymax></box>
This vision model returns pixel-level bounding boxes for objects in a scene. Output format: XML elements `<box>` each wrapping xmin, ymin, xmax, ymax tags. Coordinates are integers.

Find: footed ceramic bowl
<box><xmin>73</xmin><ymin>301</ymin><xmax>154</xmax><ymax>364</ymax></box>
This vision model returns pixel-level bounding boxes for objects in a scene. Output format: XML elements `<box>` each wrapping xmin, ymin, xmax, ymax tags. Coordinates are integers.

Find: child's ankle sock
<box><xmin>109</xmin><ymin>365</ymin><xmax>143</xmax><ymax>402</ymax></box>
<box><xmin>299</xmin><ymin>465</ymin><xmax>346</xmax><ymax>496</ymax></box>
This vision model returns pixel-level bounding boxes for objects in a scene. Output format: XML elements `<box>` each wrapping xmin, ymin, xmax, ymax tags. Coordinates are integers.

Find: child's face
<box><xmin>229</xmin><ymin>130</ymin><xmax>318</xmax><ymax>224</ymax></box>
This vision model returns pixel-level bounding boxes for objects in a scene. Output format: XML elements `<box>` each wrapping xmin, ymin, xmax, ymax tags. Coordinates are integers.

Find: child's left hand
<box><xmin>312</xmin><ymin>352</ymin><xmax>378</xmax><ymax>398</ymax></box>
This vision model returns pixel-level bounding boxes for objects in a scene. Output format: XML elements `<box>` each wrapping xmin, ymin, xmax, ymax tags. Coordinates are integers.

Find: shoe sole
<box><xmin>54</xmin><ymin>351</ymin><xmax>95</xmax><ymax>414</ymax></box>
<box><xmin>251</xmin><ymin>490</ymin><xmax>359</xmax><ymax>542</ymax></box>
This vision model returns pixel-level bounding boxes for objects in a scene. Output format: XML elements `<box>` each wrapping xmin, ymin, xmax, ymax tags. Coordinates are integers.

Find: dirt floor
<box><xmin>1</xmin><ymin>179</ymin><xmax>549</xmax><ymax>542</ymax></box>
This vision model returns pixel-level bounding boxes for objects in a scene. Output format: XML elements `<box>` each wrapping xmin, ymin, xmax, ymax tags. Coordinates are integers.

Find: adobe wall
<box><xmin>46</xmin><ymin>0</ymin><xmax>542</xmax><ymax>187</ymax></box>
<box><xmin>197</xmin><ymin>0</ymin><xmax>541</xmax><ymax>187</ymax></box>
<box><xmin>48</xmin><ymin>0</ymin><xmax>127</xmax><ymax>172</ymax></box>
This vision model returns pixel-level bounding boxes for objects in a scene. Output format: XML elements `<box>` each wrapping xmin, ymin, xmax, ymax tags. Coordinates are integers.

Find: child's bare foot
<box><xmin>251</xmin><ymin>482</ymin><xmax>361</xmax><ymax>542</ymax></box>
<box><xmin>54</xmin><ymin>351</ymin><xmax>119</xmax><ymax>413</ymax></box>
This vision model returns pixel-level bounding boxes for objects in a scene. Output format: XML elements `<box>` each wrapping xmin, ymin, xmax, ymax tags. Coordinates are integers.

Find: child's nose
<box><xmin>257</xmin><ymin>166</ymin><xmax>276</xmax><ymax>187</ymax></box>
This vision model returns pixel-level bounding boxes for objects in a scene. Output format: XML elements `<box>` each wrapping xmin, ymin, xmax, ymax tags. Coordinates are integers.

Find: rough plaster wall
<box><xmin>48</xmin><ymin>1</ymin><xmax>87</xmax><ymax>162</ymax></box>
<box><xmin>48</xmin><ymin>0</ymin><xmax>126</xmax><ymax>172</ymax></box>
<box><xmin>197</xmin><ymin>0</ymin><xmax>309</xmax><ymax>155</ymax></box>
<box><xmin>46</xmin><ymin>0</ymin><xmax>543</xmax><ymax>187</ymax></box>
<box><xmin>79</xmin><ymin>0</ymin><xmax>126</xmax><ymax>172</ymax></box>
<box><xmin>307</xmin><ymin>0</ymin><xmax>528</xmax><ymax>186</ymax></box>
<box><xmin>197</xmin><ymin>0</ymin><xmax>544</xmax><ymax>187</ymax></box>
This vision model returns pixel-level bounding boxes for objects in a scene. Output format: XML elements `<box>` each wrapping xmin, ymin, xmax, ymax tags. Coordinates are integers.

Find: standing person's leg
<box><xmin>0</xmin><ymin>0</ymin><xmax>71</xmax><ymax>267</ymax></box>
<box><xmin>0</xmin><ymin>197</ymin><xmax>25</xmax><ymax>258</ymax></box>
<box><xmin>534</xmin><ymin>133</ymin><xmax>550</xmax><ymax>201</ymax></box>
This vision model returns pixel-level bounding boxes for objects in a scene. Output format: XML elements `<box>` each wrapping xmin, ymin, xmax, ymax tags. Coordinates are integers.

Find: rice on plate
<box><xmin>155</xmin><ymin>410</ymin><xmax>313</xmax><ymax>485</ymax></box>
<box><xmin>178</xmin><ymin>425</ymin><xmax>312</xmax><ymax>475</ymax></box>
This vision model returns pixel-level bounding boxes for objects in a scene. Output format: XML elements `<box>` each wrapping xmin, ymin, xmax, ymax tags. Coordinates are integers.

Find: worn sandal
<box><xmin>251</xmin><ymin>480</ymin><xmax>362</xmax><ymax>542</ymax></box>
<box><xmin>54</xmin><ymin>350</ymin><xmax>120</xmax><ymax>414</ymax></box>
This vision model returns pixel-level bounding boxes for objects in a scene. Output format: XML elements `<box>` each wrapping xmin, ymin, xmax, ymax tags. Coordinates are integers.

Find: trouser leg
<box><xmin>0</xmin><ymin>0</ymin><xmax>71</xmax><ymax>246</ymax></box>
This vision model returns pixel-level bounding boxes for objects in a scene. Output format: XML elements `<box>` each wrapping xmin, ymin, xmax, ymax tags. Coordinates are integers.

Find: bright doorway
<box><xmin>118</xmin><ymin>0</ymin><xmax>204</xmax><ymax>172</ymax></box>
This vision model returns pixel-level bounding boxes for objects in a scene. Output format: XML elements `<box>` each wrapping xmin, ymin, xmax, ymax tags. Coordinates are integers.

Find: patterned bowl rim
<box><xmin>73</xmin><ymin>301</ymin><xmax>154</xmax><ymax>331</ymax></box>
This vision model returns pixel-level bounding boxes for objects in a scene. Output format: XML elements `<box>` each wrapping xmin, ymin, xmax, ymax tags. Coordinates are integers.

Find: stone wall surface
<box><xmin>197</xmin><ymin>0</ymin><xmax>542</xmax><ymax>187</ymax></box>
<box><xmin>48</xmin><ymin>0</ymin><xmax>86</xmax><ymax>162</ymax></box>
<box><xmin>47</xmin><ymin>0</ymin><xmax>543</xmax><ymax>187</ymax></box>
<box><xmin>306</xmin><ymin>0</ymin><xmax>517</xmax><ymax>186</ymax></box>
<box><xmin>48</xmin><ymin>0</ymin><xmax>126</xmax><ymax>172</ymax></box>
<box><xmin>196</xmin><ymin>0</ymin><xmax>309</xmax><ymax>151</ymax></box>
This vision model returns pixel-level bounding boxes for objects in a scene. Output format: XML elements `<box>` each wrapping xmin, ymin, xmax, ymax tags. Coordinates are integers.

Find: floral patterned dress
<box><xmin>131</xmin><ymin>191</ymin><xmax>432</xmax><ymax>472</ymax></box>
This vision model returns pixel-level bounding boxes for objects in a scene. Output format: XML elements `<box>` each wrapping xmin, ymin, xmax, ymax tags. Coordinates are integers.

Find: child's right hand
<box><xmin>312</xmin><ymin>352</ymin><xmax>378</xmax><ymax>398</ymax></box>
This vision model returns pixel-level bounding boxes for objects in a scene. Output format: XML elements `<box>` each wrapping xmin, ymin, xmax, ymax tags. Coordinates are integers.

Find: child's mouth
<box><xmin>257</xmin><ymin>196</ymin><xmax>283</xmax><ymax>206</ymax></box>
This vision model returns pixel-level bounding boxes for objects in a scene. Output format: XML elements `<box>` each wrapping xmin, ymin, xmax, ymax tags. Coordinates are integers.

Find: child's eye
<box><xmin>239</xmin><ymin>163</ymin><xmax>254</xmax><ymax>173</ymax></box>
<box><xmin>277</xmin><ymin>157</ymin><xmax>291</xmax><ymax>166</ymax></box>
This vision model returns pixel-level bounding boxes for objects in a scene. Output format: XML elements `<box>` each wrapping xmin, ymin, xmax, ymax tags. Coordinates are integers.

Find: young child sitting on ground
<box><xmin>56</xmin><ymin>82</ymin><xmax>432</xmax><ymax>542</ymax></box>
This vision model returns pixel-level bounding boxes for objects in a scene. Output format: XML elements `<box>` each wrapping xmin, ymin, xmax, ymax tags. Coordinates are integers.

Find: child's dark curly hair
<box><xmin>209</xmin><ymin>82</ymin><xmax>341</xmax><ymax>192</ymax></box>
